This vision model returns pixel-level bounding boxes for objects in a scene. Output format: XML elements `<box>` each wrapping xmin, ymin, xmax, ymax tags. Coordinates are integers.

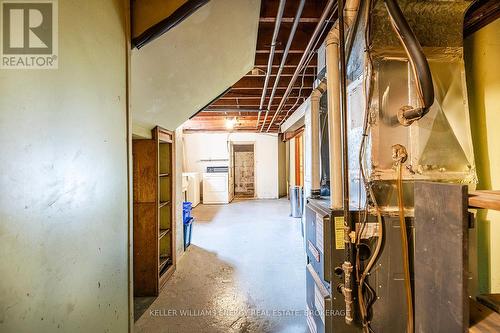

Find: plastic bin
<box><xmin>183</xmin><ymin>217</ymin><xmax>193</xmax><ymax>249</ymax></box>
<box><xmin>183</xmin><ymin>202</ymin><xmax>192</xmax><ymax>222</ymax></box>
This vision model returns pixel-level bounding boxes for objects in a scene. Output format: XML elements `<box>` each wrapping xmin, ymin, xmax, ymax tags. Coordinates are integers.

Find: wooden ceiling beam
<box><xmin>255</xmin><ymin>49</ymin><xmax>305</xmax><ymax>54</ymax></box>
<box><xmin>183</xmin><ymin>119</ymin><xmax>279</xmax><ymax>130</ymax></box>
<box><xmin>254</xmin><ymin>52</ymin><xmax>317</xmax><ymax>66</ymax></box>
<box><xmin>207</xmin><ymin>101</ymin><xmax>298</xmax><ymax>107</ymax></box>
<box><xmin>259</xmin><ymin>17</ymin><xmax>320</xmax><ymax>23</ymax></box>
<box><xmin>254</xmin><ymin>64</ymin><xmax>316</xmax><ymax>69</ymax></box>
<box><xmin>189</xmin><ymin>116</ymin><xmax>261</xmax><ymax>120</ymax></box>
<box><xmin>190</xmin><ymin>0</ymin><xmax>330</xmax><ymax>132</ymax></box>
<box><xmin>204</xmin><ymin>101</ymin><xmax>295</xmax><ymax>111</ymax></box>
<box><xmin>232</xmin><ymin>75</ymin><xmax>313</xmax><ymax>87</ymax></box>
<box><xmin>256</xmin><ymin>22</ymin><xmax>320</xmax><ymax>55</ymax></box>
<box><xmin>220</xmin><ymin>90</ymin><xmax>307</xmax><ymax>99</ymax></box>
<box><xmin>230</xmin><ymin>87</ymin><xmax>311</xmax><ymax>92</ymax></box>
<box><xmin>245</xmin><ymin>67</ymin><xmax>316</xmax><ymax>76</ymax></box>
<box><xmin>260</xmin><ymin>0</ymin><xmax>329</xmax><ymax>20</ymax></box>
<box><xmin>183</xmin><ymin>128</ymin><xmax>280</xmax><ymax>133</ymax></box>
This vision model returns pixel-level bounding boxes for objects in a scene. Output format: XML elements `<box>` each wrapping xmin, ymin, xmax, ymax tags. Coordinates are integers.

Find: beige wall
<box><xmin>465</xmin><ymin>18</ymin><xmax>500</xmax><ymax>294</ymax></box>
<box><xmin>0</xmin><ymin>1</ymin><xmax>130</xmax><ymax>332</ymax></box>
<box><xmin>131</xmin><ymin>0</ymin><xmax>261</xmax><ymax>131</ymax></box>
<box><xmin>183</xmin><ymin>132</ymin><xmax>280</xmax><ymax>199</ymax></box>
<box><xmin>175</xmin><ymin>127</ymin><xmax>185</xmax><ymax>257</ymax></box>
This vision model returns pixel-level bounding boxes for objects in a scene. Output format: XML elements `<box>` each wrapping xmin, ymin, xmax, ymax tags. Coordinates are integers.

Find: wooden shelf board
<box><xmin>159</xmin><ymin>228</ymin><xmax>171</xmax><ymax>239</ymax></box>
<box><xmin>159</xmin><ymin>255</ymin><xmax>171</xmax><ymax>271</ymax></box>
<box><xmin>469</xmin><ymin>190</ymin><xmax>500</xmax><ymax>211</ymax></box>
<box><xmin>159</xmin><ymin>201</ymin><xmax>171</xmax><ymax>208</ymax></box>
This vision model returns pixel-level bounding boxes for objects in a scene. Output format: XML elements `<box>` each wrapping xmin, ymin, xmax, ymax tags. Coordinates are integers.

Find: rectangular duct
<box><xmin>346</xmin><ymin>0</ymin><xmax>476</xmax><ymax>212</ymax></box>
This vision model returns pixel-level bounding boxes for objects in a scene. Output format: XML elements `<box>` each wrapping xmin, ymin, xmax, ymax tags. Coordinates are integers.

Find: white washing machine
<box><xmin>202</xmin><ymin>166</ymin><xmax>233</xmax><ymax>204</ymax></box>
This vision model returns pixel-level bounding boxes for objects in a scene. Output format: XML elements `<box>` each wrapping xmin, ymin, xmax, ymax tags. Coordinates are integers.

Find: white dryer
<box><xmin>202</xmin><ymin>166</ymin><xmax>233</xmax><ymax>204</ymax></box>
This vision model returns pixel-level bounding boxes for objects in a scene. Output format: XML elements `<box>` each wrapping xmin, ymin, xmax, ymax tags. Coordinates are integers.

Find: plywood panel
<box><xmin>414</xmin><ymin>182</ymin><xmax>468</xmax><ymax>333</ymax></box>
<box><xmin>133</xmin><ymin>203</ymin><xmax>159</xmax><ymax>296</ymax></box>
<box><xmin>133</xmin><ymin>139</ymin><xmax>158</xmax><ymax>203</ymax></box>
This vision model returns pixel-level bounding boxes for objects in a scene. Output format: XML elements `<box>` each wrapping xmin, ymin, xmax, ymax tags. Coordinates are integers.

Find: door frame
<box><xmin>231</xmin><ymin>141</ymin><xmax>256</xmax><ymax>198</ymax></box>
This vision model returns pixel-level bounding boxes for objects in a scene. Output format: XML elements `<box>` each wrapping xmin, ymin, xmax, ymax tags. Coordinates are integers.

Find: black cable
<box><xmin>383</xmin><ymin>0</ymin><xmax>434</xmax><ymax>124</ymax></box>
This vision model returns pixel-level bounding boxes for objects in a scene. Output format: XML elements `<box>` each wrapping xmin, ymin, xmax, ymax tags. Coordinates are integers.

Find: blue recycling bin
<box><xmin>183</xmin><ymin>202</ymin><xmax>192</xmax><ymax>222</ymax></box>
<box><xmin>183</xmin><ymin>202</ymin><xmax>193</xmax><ymax>249</ymax></box>
<box><xmin>183</xmin><ymin>217</ymin><xmax>193</xmax><ymax>249</ymax></box>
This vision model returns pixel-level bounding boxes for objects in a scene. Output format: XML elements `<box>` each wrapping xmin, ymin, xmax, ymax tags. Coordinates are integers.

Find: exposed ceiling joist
<box><xmin>259</xmin><ymin>17</ymin><xmax>320</xmax><ymax>23</ymax></box>
<box><xmin>185</xmin><ymin>0</ymin><xmax>331</xmax><ymax>133</ymax></box>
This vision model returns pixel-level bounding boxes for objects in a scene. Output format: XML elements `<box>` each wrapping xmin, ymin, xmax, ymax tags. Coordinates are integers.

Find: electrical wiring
<box><xmin>356</xmin><ymin>1</ymin><xmax>384</xmax><ymax>332</ymax></box>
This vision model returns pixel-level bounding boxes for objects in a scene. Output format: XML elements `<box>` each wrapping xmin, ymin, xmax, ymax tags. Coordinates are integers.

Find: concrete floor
<box><xmin>134</xmin><ymin>199</ymin><xmax>307</xmax><ymax>333</ymax></box>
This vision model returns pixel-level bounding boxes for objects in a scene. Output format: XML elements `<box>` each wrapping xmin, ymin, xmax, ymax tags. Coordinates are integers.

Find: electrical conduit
<box><xmin>257</xmin><ymin>0</ymin><xmax>287</xmax><ymax>129</ymax></box>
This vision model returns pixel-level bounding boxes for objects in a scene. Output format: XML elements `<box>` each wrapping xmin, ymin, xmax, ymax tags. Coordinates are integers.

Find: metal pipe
<box><xmin>338</xmin><ymin>0</ymin><xmax>353</xmax><ymax>324</ymax></box>
<box><xmin>338</xmin><ymin>0</ymin><xmax>349</xmax><ymax>230</ymax></box>
<box><xmin>326</xmin><ymin>30</ymin><xmax>342</xmax><ymax>210</ymax></box>
<box><xmin>265</xmin><ymin>0</ymin><xmax>336</xmax><ymax>133</ymax></box>
<box><xmin>383</xmin><ymin>0</ymin><xmax>434</xmax><ymax>126</ymax></box>
<box><xmin>256</xmin><ymin>0</ymin><xmax>287</xmax><ymax>129</ymax></box>
<box><xmin>310</xmin><ymin>80</ymin><xmax>327</xmax><ymax>198</ymax></box>
<box><xmin>325</xmin><ymin>0</ymin><xmax>360</xmax><ymax>209</ymax></box>
<box><xmin>324</xmin><ymin>0</ymin><xmax>360</xmax><ymax>325</ymax></box>
<box><xmin>392</xmin><ymin>144</ymin><xmax>414</xmax><ymax>333</ymax></box>
<box><xmin>261</xmin><ymin>0</ymin><xmax>306</xmax><ymax>132</ymax></box>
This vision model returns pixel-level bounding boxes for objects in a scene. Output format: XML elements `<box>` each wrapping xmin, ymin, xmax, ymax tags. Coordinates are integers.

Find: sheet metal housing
<box><xmin>346</xmin><ymin>0</ymin><xmax>476</xmax><ymax>212</ymax></box>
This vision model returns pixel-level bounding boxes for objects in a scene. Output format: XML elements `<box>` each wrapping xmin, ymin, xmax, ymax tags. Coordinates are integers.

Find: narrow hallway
<box><xmin>135</xmin><ymin>199</ymin><xmax>307</xmax><ymax>333</ymax></box>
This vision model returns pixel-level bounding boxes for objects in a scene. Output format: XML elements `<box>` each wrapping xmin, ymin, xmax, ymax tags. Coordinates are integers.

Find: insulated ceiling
<box><xmin>131</xmin><ymin>0</ymin><xmax>261</xmax><ymax>134</ymax></box>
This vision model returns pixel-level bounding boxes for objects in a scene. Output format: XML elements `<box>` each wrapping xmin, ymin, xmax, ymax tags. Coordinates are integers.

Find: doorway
<box><xmin>294</xmin><ymin>133</ymin><xmax>304</xmax><ymax>187</ymax></box>
<box><xmin>233</xmin><ymin>144</ymin><xmax>255</xmax><ymax>198</ymax></box>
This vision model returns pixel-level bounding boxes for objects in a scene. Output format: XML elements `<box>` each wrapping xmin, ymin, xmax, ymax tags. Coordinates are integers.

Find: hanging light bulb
<box><xmin>225</xmin><ymin>117</ymin><xmax>237</xmax><ymax>130</ymax></box>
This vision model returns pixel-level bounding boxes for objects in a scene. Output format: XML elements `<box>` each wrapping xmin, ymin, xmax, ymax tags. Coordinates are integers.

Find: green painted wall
<box><xmin>464</xmin><ymin>18</ymin><xmax>500</xmax><ymax>294</ymax></box>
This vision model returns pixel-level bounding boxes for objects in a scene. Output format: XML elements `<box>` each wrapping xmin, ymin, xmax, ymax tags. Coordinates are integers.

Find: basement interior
<box><xmin>1</xmin><ymin>0</ymin><xmax>500</xmax><ymax>333</ymax></box>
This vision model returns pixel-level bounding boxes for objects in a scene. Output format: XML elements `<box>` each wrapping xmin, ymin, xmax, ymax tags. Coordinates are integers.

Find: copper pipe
<box><xmin>393</xmin><ymin>144</ymin><xmax>414</xmax><ymax>333</ymax></box>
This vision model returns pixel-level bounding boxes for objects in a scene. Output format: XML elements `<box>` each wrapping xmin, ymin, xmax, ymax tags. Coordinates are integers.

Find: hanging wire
<box><xmin>355</xmin><ymin>1</ymin><xmax>385</xmax><ymax>332</ymax></box>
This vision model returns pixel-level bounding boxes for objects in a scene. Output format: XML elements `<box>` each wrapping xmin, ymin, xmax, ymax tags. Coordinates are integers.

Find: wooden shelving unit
<box><xmin>133</xmin><ymin>126</ymin><xmax>176</xmax><ymax>296</ymax></box>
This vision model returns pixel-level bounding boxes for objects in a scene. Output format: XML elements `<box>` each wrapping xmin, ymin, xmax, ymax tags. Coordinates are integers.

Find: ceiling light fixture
<box><xmin>225</xmin><ymin>117</ymin><xmax>237</xmax><ymax>130</ymax></box>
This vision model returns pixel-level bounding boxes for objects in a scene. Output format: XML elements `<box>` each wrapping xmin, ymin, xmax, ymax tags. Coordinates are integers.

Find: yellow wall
<box><xmin>465</xmin><ymin>18</ymin><xmax>500</xmax><ymax>293</ymax></box>
<box><xmin>0</xmin><ymin>1</ymin><xmax>130</xmax><ymax>331</ymax></box>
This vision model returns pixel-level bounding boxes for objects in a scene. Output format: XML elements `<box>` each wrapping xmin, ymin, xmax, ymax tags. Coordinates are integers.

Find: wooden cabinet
<box><xmin>133</xmin><ymin>126</ymin><xmax>176</xmax><ymax>296</ymax></box>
